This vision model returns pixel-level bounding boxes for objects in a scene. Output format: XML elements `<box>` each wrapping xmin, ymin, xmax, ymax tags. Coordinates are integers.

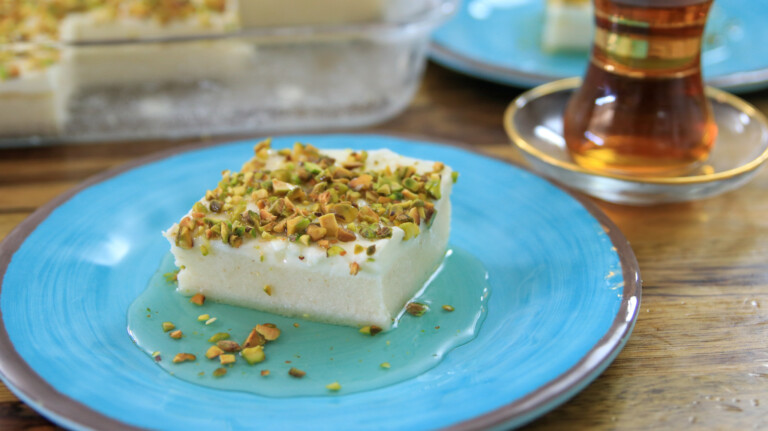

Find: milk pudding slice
<box><xmin>1</xmin><ymin>3</ymin><xmax>69</xmax><ymax>136</ymax></box>
<box><xmin>0</xmin><ymin>0</ymin><xmax>247</xmax><ymax>137</ymax></box>
<box><xmin>0</xmin><ymin>49</ymin><xmax>61</xmax><ymax>136</ymax></box>
<box><xmin>57</xmin><ymin>0</ymin><xmax>250</xmax><ymax>90</ymax></box>
<box><xmin>164</xmin><ymin>140</ymin><xmax>454</xmax><ymax>329</ymax></box>
<box><xmin>541</xmin><ymin>0</ymin><xmax>594</xmax><ymax>53</ymax></box>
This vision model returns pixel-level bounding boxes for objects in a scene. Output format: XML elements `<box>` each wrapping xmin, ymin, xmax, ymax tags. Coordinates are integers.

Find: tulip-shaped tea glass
<box><xmin>564</xmin><ymin>0</ymin><xmax>717</xmax><ymax>176</ymax></box>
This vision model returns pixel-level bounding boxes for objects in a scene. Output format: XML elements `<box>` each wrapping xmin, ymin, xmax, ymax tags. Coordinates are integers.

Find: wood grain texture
<box><xmin>1</xmin><ymin>63</ymin><xmax>768</xmax><ymax>430</ymax></box>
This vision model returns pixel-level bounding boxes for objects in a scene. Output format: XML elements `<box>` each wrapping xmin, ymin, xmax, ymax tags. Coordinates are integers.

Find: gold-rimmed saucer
<box><xmin>504</xmin><ymin>77</ymin><xmax>768</xmax><ymax>205</ymax></box>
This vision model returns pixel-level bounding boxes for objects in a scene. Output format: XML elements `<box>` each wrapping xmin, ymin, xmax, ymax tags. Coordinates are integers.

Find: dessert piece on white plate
<box><xmin>165</xmin><ymin>140</ymin><xmax>454</xmax><ymax>330</ymax></box>
<box><xmin>541</xmin><ymin>0</ymin><xmax>594</xmax><ymax>53</ymax></box>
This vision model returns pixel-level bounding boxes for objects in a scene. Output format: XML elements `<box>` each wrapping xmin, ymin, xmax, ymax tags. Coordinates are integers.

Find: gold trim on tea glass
<box><xmin>504</xmin><ymin>77</ymin><xmax>768</xmax><ymax>185</ymax></box>
<box><xmin>594</xmin><ymin>27</ymin><xmax>701</xmax><ymax>60</ymax></box>
<box><xmin>590</xmin><ymin>56</ymin><xmax>698</xmax><ymax>78</ymax></box>
<box><xmin>595</xmin><ymin>9</ymin><xmax>708</xmax><ymax>28</ymax></box>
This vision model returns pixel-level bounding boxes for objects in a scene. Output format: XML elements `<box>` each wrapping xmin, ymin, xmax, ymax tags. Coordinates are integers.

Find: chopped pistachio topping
<box><xmin>216</xmin><ymin>340</ymin><xmax>241</xmax><ymax>352</ymax></box>
<box><xmin>190</xmin><ymin>293</ymin><xmax>205</xmax><ymax>306</ymax></box>
<box><xmin>163</xmin><ymin>270</ymin><xmax>179</xmax><ymax>283</ymax></box>
<box><xmin>406</xmin><ymin>302</ymin><xmax>428</xmax><ymax>317</ymax></box>
<box><xmin>380</xmin><ymin>362</ymin><xmax>391</xmax><ymax>369</ymax></box>
<box><xmin>219</xmin><ymin>354</ymin><xmax>236</xmax><ymax>365</ymax></box>
<box><xmin>197</xmin><ymin>314</ymin><xmax>210</xmax><ymax>321</ymax></box>
<box><xmin>327</xmin><ymin>245</ymin><xmax>346</xmax><ymax>257</ymax></box>
<box><xmin>255</xmin><ymin>324</ymin><xmax>281</xmax><ymax>341</ymax></box>
<box><xmin>243</xmin><ymin>328</ymin><xmax>266</xmax><ymax>348</ymax></box>
<box><xmin>206</xmin><ymin>345</ymin><xmax>224</xmax><ymax>359</ymax></box>
<box><xmin>326</xmin><ymin>382</ymin><xmax>342</xmax><ymax>391</ymax></box>
<box><xmin>263</xmin><ymin>284</ymin><xmax>273</xmax><ymax>296</ymax></box>
<box><xmin>442</xmin><ymin>305</ymin><xmax>455</xmax><ymax>312</ymax></box>
<box><xmin>354</xmin><ymin>244</ymin><xmax>365</xmax><ymax>254</ymax></box>
<box><xmin>399</xmin><ymin>222</ymin><xmax>420</xmax><ymax>241</ymax></box>
<box><xmin>288</xmin><ymin>367</ymin><xmax>306</xmax><ymax>378</ymax></box>
<box><xmin>360</xmin><ymin>325</ymin><xmax>382</xmax><ymax>336</ymax></box>
<box><xmin>349</xmin><ymin>262</ymin><xmax>360</xmax><ymax>276</ymax></box>
<box><xmin>212</xmin><ymin>367</ymin><xmax>227</xmax><ymax>378</ymax></box>
<box><xmin>176</xmin><ymin>140</ymin><xmax>448</xmax><ymax>255</ymax></box>
<box><xmin>208</xmin><ymin>332</ymin><xmax>230</xmax><ymax>343</ymax></box>
<box><xmin>162</xmin><ymin>322</ymin><xmax>176</xmax><ymax>332</ymax></box>
<box><xmin>169</xmin><ymin>330</ymin><xmax>183</xmax><ymax>339</ymax></box>
<box><xmin>242</xmin><ymin>346</ymin><xmax>266</xmax><ymax>364</ymax></box>
<box><xmin>172</xmin><ymin>353</ymin><xmax>196</xmax><ymax>363</ymax></box>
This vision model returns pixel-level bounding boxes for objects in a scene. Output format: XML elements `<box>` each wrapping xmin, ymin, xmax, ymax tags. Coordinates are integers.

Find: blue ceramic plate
<box><xmin>0</xmin><ymin>135</ymin><xmax>640</xmax><ymax>430</ymax></box>
<box><xmin>431</xmin><ymin>0</ymin><xmax>768</xmax><ymax>93</ymax></box>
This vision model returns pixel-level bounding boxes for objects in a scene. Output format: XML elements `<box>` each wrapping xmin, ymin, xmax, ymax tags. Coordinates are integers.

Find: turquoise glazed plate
<box><xmin>0</xmin><ymin>134</ymin><xmax>640</xmax><ymax>430</ymax></box>
<box><xmin>431</xmin><ymin>0</ymin><xmax>768</xmax><ymax>93</ymax></box>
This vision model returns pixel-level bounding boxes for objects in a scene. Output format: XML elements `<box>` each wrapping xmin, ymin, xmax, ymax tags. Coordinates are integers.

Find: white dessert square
<box><xmin>0</xmin><ymin>50</ymin><xmax>63</xmax><ymax>136</ymax></box>
<box><xmin>56</xmin><ymin>40</ymin><xmax>254</xmax><ymax>91</ymax></box>
<box><xmin>1</xmin><ymin>1</ymin><xmax>250</xmax><ymax>138</ymax></box>
<box><xmin>164</xmin><ymin>140</ymin><xmax>454</xmax><ymax>329</ymax></box>
<box><xmin>542</xmin><ymin>0</ymin><xmax>594</xmax><ymax>53</ymax></box>
<box><xmin>0</xmin><ymin>73</ymin><xmax>58</xmax><ymax>136</ymax></box>
<box><xmin>57</xmin><ymin>2</ymin><xmax>252</xmax><ymax>91</ymax></box>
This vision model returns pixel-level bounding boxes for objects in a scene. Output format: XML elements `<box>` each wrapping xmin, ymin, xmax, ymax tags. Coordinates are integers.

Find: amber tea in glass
<box><xmin>563</xmin><ymin>0</ymin><xmax>717</xmax><ymax>176</ymax></box>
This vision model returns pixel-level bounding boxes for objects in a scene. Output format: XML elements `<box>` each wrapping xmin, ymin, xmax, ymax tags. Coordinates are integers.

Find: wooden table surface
<box><xmin>2</xmin><ymin>63</ymin><xmax>768</xmax><ymax>430</ymax></box>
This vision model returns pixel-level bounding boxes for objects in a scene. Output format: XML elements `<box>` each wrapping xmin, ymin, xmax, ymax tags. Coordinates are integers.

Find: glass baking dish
<box><xmin>0</xmin><ymin>0</ymin><xmax>456</xmax><ymax>147</ymax></box>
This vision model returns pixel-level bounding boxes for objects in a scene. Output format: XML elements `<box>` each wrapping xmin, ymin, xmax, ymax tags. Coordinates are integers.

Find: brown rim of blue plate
<box><xmin>0</xmin><ymin>133</ymin><xmax>641</xmax><ymax>431</ymax></box>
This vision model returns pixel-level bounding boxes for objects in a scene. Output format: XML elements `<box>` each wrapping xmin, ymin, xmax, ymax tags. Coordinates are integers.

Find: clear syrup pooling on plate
<box><xmin>127</xmin><ymin>247</ymin><xmax>489</xmax><ymax>396</ymax></box>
